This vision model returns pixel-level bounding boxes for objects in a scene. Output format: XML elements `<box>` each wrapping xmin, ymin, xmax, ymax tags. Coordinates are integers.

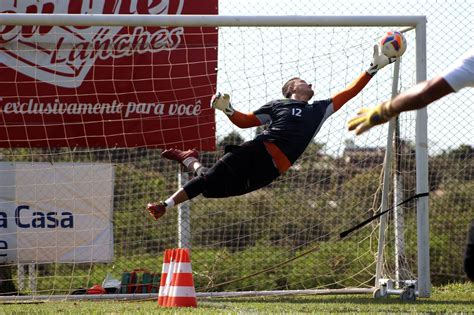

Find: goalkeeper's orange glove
<box><xmin>348</xmin><ymin>101</ymin><xmax>395</xmax><ymax>135</ymax></box>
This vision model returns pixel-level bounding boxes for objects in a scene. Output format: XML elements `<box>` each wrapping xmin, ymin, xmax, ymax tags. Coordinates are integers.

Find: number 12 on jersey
<box><xmin>292</xmin><ymin>108</ymin><xmax>302</xmax><ymax>117</ymax></box>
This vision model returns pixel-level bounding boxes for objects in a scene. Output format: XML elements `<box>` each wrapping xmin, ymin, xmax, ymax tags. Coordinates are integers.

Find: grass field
<box><xmin>1</xmin><ymin>282</ymin><xmax>473</xmax><ymax>314</ymax></box>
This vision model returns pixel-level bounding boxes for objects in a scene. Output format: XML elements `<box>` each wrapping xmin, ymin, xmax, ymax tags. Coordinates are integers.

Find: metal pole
<box><xmin>393</xmin><ymin>116</ymin><xmax>406</xmax><ymax>287</ymax></box>
<box><xmin>178</xmin><ymin>170</ymin><xmax>191</xmax><ymax>249</ymax></box>
<box><xmin>17</xmin><ymin>264</ymin><xmax>25</xmax><ymax>292</ymax></box>
<box><xmin>0</xmin><ymin>14</ymin><xmax>426</xmax><ymax>27</ymax></box>
<box><xmin>28</xmin><ymin>263</ymin><xmax>36</xmax><ymax>294</ymax></box>
<box><xmin>375</xmin><ymin>133</ymin><xmax>393</xmax><ymax>287</ymax></box>
<box><xmin>415</xmin><ymin>18</ymin><xmax>431</xmax><ymax>298</ymax></box>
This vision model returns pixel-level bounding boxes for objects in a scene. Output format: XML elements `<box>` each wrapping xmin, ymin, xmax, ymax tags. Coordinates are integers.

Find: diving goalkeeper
<box><xmin>147</xmin><ymin>45</ymin><xmax>397</xmax><ymax>220</ymax></box>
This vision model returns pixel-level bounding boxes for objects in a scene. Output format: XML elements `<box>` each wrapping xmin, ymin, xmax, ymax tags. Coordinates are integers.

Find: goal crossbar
<box><xmin>0</xmin><ymin>14</ymin><xmax>426</xmax><ymax>27</ymax></box>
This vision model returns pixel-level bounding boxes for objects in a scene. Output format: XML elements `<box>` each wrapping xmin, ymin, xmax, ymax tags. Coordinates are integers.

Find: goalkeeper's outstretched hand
<box><xmin>348</xmin><ymin>101</ymin><xmax>395</xmax><ymax>135</ymax></box>
<box><xmin>211</xmin><ymin>92</ymin><xmax>234</xmax><ymax>116</ymax></box>
<box><xmin>367</xmin><ymin>45</ymin><xmax>398</xmax><ymax>76</ymax></box>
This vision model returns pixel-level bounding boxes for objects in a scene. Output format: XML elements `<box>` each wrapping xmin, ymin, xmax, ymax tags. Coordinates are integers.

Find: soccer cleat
<box><xmin>161</xmin><ymin>148</ymin><xmax>199</xmax><ymax>167</ymax></box>
<box><xmin>146</xmin><ymin>202</ymin><xmax>167</xmax><ymax>220</ymax></box>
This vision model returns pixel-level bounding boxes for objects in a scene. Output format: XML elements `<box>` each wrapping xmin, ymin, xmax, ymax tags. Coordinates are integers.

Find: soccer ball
<box><xmin>379</xmin><ymin>31</ymin><xmax>407</xmax><ymax>58</ymax></box>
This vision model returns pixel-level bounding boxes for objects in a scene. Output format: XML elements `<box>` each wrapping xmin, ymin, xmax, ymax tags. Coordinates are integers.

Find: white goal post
<box><xmin>0</xmin><ymin>14</ymin><xmax>429</xmax><ymax>300</ymax></box>
<box><xmin>1</xmin><ymin>14</ymin><xmax>427</xmax><ymax>27</ymax></box>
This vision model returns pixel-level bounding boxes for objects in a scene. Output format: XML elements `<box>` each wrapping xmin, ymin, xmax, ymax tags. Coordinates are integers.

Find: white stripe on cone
<box><xmin>158</xmin><ymin>286</ymin><xmax>196</xmax><ymax>297</ymax></box>
<box><xmin>161</xmin><ymin>262</ymin><xmax>192</xmax><ymax>273</ymax></box>
<box><xmin>159</xmin><ymin>259</ymin><xmax>174</xmax><ymax>298</ymax></box>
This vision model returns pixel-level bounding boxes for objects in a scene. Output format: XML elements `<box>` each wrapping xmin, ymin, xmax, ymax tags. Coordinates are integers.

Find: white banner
<box><xmin>0</xmin><ymin>162</ymin><xmax>114</xmax><ymax>263</ymax></box>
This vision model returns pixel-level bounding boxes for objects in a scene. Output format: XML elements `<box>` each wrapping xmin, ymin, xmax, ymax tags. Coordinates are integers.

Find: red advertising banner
<box><xmin>0</xmin><ymin>0</ymin><xmax>217</xmax><ymax>150</ymax></box>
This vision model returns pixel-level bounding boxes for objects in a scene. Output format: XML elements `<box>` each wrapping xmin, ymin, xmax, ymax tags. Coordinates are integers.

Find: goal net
<box><xmin>0</xmin><ymin>8</ymin><xmax>431</xmax><ymax>300</ymax></box>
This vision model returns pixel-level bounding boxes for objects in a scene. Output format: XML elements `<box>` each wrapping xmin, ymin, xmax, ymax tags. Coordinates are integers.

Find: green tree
<box><xmin>217</xmin><ymin>131</ymin><xmax>245</xmax><ymax>148</ymax></box>
<box><xmin>444</xmin><ymin>144</ymin><xmax>473</xmax><ymax>160</ymax></box>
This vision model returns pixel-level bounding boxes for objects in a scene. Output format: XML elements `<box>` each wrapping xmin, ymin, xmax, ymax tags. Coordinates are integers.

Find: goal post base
<box><xmin>374</xmin><ymin>278</ymin><xmax>417</xmax><ymax>301</ymax></box>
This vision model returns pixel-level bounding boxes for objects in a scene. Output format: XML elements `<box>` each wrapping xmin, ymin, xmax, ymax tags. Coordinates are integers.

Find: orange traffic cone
<box><xmin>158</xmin><ymin>248</ymin><xmax>197</xmax><ymax>307</ymax></box>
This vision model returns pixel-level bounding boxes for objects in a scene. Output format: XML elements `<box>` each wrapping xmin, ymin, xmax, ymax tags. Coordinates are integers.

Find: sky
<box><xmin>214</xmin><ymin>0</ymin><xmax>473</xmax><ymax>156</ymax></box>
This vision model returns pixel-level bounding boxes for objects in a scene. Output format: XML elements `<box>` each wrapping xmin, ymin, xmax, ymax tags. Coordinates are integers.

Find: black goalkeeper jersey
<box><xmin>253</xmin><ymin>98</ymin><xmax>335</xmax><ymax>164</ymax></box>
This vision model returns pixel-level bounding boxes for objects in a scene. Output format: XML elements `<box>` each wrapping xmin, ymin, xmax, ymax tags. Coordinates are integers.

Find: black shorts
<box><xmin>190</xmin><ymin>140</ymin><xmax>280</xmax><ymax>198</ymax></box>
